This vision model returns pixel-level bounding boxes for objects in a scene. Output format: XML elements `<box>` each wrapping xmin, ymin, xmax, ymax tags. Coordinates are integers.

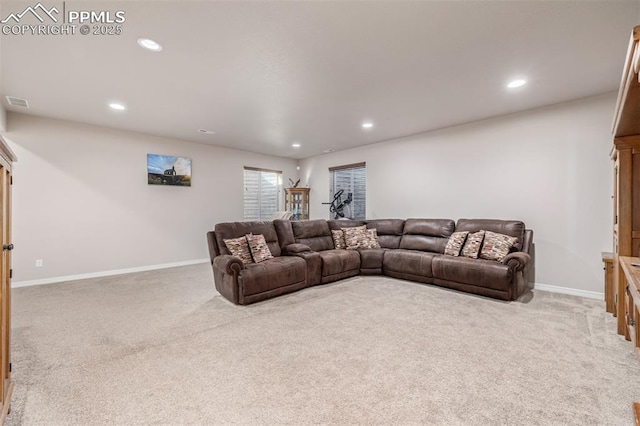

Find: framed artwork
<box><xmin>147</xmin><ymin>154</ymin><xmax>192</xmax><ymax>187</ymax></box>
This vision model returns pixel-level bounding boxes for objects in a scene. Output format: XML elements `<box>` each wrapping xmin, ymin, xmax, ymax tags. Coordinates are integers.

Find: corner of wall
<box><xmin>0</xmin><ymin>105</ymin><xmax>7</xmax><ymax>133</ymax></box>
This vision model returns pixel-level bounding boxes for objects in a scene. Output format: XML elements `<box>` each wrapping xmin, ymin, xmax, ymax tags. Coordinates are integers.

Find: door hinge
<box><xmin>10</xmin><ymin>176</ymin><xmax>12</xmax><ymax>185</ymax></box>
<box><xmin>9</xmin><ymin>363</ymin><xmax>11</xmax><ymax>373</ymax></box>
<box><xmin>9</xmin><ymin>269</ymin><xmax>12</xmax><ymax>279</ymax></box>
<box><xmin>626</xmin><ymin>284</ymin><xmax>630</xmax><ymax>295</ymax></box>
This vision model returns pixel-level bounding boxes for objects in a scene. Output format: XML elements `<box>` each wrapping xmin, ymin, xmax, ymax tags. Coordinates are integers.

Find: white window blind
<box><xmin>243</xmin><ymin>167</ymin><xmax>282</xmax><ymax>220</ymax></box>
<box><xmin>329</xmin><ymin>162</ymin><xmax>366</xmax><ymax>220</ymax></box>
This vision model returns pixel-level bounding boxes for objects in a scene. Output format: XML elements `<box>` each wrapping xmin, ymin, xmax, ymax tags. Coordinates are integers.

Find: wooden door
<box><xmin>0</xmin><ymin>137</ymin><xmax>16</xmax><ymax>423</ymax></box>
<box><xmin>0</xmin><ymin>163</ymin><xmax>11</xmax><ymax>406</ymax></box>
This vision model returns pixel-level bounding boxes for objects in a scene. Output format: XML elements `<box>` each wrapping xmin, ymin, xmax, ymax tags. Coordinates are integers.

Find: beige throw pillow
<box><xmin>461</xmin><ymin>230</ymin><xmax>485</xmax><ymax>259</ymax></box>
<box><xmin>223</xmin><ymin>236</ymin><xmax>254</xmax><ymax>265</ymax></box>
<box><xmin>444</xmin><ymin>231</ymin><xmax>469</xmax><ymax>257</ymax></box>
<box><xmin>246</xmin><ymin>234</ymin><xmax>274</xmax><ymax>263</ymax></box>
<box><xmin>342</xmin><ymin>225</ymin><xmax>368</xmax><ymax>250</ymax></box>
<box><xmin>331</xmin><ymin>229</ymin><xmax>347</xmax><ymax>249</ymax></box>
<box><xmin>479</xmin><ymin>231</ymin><xmax>518</xmax><ymax>262</ymax></box>
<box><xmin>361</xmin><ymin>228</ymin><xmax>381</xmax><ymax>249</ymax></box>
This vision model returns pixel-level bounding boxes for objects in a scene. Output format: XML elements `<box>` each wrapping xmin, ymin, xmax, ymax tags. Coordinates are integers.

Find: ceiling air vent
<box><xmin>5</xmin><ymin>96</ymin><xmax>29</xmax><ymax>108</ymax></box>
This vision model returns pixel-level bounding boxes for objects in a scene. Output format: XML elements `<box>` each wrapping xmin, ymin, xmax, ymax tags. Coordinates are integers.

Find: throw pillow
<box><xmin>361</xmin><ymin>228</ymin><xmax>381</xmax><ymax>249</ymax></box>
<box><xmin>480</xmin><ymin>231</ymin><xmax>518</xmax><ymax>262</ymax></box>
<box><xmin>342</xmin><ymin>225</ymin><xmax>368</xmax><ymax>250</ymax></box>
<box><xmin>331</xmin><ymin>229</ymin><xmax>347</xmax><ymax>249</ymax></box>
<box><xmin>223</xmin><ymin>236</ymin><xmax>254</xmax><ymax>265</ymax></box>
<box><xmin>246</xmin><ymin>233</ymin><xmax>274</xmax><ymax>263</ymax></box>
<box><xmin>461</xmin><ymin>230</ymin><xmax>485</xmax><ymax>259</ymax></box>
<box><xmin>444</xmin><ymin>231</ymin><xmax>469</xmax><ymax>256</ymax></box>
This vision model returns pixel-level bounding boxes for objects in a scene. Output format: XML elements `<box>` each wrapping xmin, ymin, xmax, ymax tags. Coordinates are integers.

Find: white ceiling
<box><xmin>1</xmin><ymin>1</ymin><xmax>639</xmax><ymax>159</ymax></box>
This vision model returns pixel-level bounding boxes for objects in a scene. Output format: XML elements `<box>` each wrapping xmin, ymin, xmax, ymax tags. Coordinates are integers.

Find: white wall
<box><xmin>6</xmin><ymin>113</ymin><xmax>298</xmax><ymax>283</ymax></box>
<box><xmin>0</xmin><ymin>105</ymin><xmax>6</xmax><ymax>133</ymax></box>
<box><xmin>299</xmin><ymin>93</ymin><xmax>615</xmax><ymax>294</ymax></box>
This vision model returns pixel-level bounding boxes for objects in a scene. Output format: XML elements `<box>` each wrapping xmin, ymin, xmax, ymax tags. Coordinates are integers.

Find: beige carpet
<box><xmin>6</xmin><ymin>263</ymin><xmax>640</xmax><ymax>425</ymax></box>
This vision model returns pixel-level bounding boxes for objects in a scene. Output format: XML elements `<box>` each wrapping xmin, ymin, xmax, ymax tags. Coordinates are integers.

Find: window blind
<box><xmin>329</xmin><ymin>163</ymin><xmax>366</xmax><ymax>220</ymax></box>
<box><xmin>243</xmin><ymin>167</ymin><xmax>282</xmax><ymax>220</ymax></box>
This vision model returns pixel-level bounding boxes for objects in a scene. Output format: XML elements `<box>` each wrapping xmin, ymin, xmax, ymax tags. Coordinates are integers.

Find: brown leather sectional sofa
<box><xmin>206</xmin><ymin>218</ymin><xmax>533</xmax><ymax>305</ymax></box>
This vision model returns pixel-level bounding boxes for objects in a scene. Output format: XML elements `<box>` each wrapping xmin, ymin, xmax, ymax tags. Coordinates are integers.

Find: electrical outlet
<box><xmin>35</xmin><ymin>259</ymin><xmax>43</xmax><ymax>267</ymax></box>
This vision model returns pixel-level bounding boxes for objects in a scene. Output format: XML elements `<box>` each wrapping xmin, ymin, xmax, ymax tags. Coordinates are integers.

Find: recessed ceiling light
<box><xmin>137</xmin><ymin>38</ymin><xmax>163</xmax><ymax>52</ymax></box>
<box><xmin>292</xmin><ymin>143</ymin><xmax>301</xmax><ymax>148</ymax></box>
<box><xmin>507</xmin><ymin>79</ymin><xmax>526</xmax><ymax>88</ymax></box>
<box><xmin>108</xmin><ymin>102</ymin><xmax>126</xmax><ymax>111</ymax></box>
<box><xmin>198</xmin><ymin>129</ymin><xmax>216</xmax><ymax>134</ymax></box>
<box><xmin>362</xmin><ymin>122</ymin><xmax>374</xmax><ymax>129</ymax></box>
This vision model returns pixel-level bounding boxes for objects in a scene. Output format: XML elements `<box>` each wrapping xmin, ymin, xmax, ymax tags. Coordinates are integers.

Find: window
<box><xmin>329</xmin><ymin>162</ymin><xmax>366</xmax><ymax>220</ymax></box>
<box><xmin>243</xmin><ymin>167</ymin><xmax>282</xmax><ymax>220</ymax></box>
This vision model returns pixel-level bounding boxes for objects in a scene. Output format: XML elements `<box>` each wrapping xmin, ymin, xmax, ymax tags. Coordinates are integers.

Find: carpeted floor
<box><xmin>5</xmin><ymin>263</ymin><xmax>640</xmax><ymax>425</ymax></box>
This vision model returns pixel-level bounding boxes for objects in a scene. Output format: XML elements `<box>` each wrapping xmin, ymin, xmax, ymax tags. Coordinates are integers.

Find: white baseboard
<box><xmin>534</xmin><ymin>282</ymin><xmax>604</xmax><ymax>300</ymax></box>
<box><xmin>12</xmin><ymin>259</ymin><xmax>210</xmax><ymax>288</ymax></box>
<box><xmin>12</xmin><ymin>266</ymin><xmax>606</xmax><ymax>301</ymax></box>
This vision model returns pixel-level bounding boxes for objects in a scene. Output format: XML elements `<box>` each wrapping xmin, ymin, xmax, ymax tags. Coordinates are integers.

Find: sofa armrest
<box><xmin>501</xmin><ymin>252</ymin><xmax>531</xmax><ymax>272</ymax></box>
<box><xmin>293</xmin><ymin>250</ymin><xmax>322</xmax><ymax>286</ymax></box>
<box><xmin>283</xmin><ymin>243</ymin><xmax>312</xmax><ymax>254</ymax></box>
<box><xmin>213</xmin><ymin>255</ymin><xmax>244</xmax><ymax>275</ymax></box>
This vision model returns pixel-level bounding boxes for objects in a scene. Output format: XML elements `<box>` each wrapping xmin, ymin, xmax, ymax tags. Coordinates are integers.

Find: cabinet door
<box><xmin>302</xmin><ymin>191</ymin><xmax>309</xmax><ymax>219</ymax></box>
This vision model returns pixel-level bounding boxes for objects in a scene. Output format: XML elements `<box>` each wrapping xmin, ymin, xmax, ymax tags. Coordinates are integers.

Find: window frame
<box><xmin>329</xmin><ymin>162</ymin><xmax>366</xmax><ymax>220</ymax></box>
<box><xmin>243</xmin><ymin>166</ymin><xmax>283</xmax><ymax>221</ymax></box>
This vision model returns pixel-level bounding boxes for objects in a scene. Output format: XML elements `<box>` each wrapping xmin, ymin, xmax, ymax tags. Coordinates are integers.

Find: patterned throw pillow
<box><xmin>461</xmin><ymin>230</ymin><xmax>486</xmax><ymax>259</ymax></box>
<box><xmin>361</xmin><ymin>228</ymin><xmax>381</xmax><ymax>249</ymax></box>
<box><xmin>342</xmin><ymin>225</ymin><xmax>368</xmax><ymax>250</ymax></box>
<box><xmin>223</xmin><ymin>236</ymin><xmax>254</xmax><ymax>265</ymax></box>
<box><xmin>444</xmin><ymin>231</ymin><xmax>469</xmax><ymax>256</ymax></box>
<box><xmin>246</xmin><ymin>234</ymin><xmax>274</xmax><ymax>263</ymax></box>
<box><xmin>480</xmin><ymin>231</ymin><xmax>518</xmax><ymax>262</ymax></box>
<box><xmin>331</xmin><ymin>229</ymin><xmax>347</xmax><ymax>249</ymax></box>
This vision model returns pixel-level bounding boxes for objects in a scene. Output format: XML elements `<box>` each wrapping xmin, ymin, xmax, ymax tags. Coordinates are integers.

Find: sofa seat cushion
<box><xmin>318</xmin><ymin>249</ymin><xmax>361</xmax><ymax>277</ymax></box>
<box><xmin>383</xmin><ymin>249</ymin><xmax>438</xmax><ymax>277</ymax></box>
<box><xmin>239</xmin><ymin>256</ymin><xmax>307</xmax><ymax>296</ymax></box>
<box><xmin>359</xmin><ymin>248</ymin><xmax>387</xmax><ymax>270</ymax></box>
<box><xmin>431</xmin><ymin>255</ymin><xmax>512</xmax><ymax>292</ymax></box>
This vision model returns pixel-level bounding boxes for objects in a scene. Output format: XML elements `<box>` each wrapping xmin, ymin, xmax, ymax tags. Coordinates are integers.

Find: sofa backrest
<box><xmin>327</xmin><ymin>219</ymin><xmax>366</xmax><ymax>230</ymax></box>
<box><xmin>455</xmin><ymin>219</ymin><xmax>525</xmax><ymax>251</ymax></box>
<box><xmin>207</xmin><ymin>231</ymin><xmax>220</xmax><ymax>259</ymax></box>
<box><xmin>366</xmin><ymin>219</ymin><xmax>405</xmax><ymax>249</ymax></box>
<box><xmin>399</xmin><ymin>218</ymin><xmax>455</xmax><ymax>253</ymax></box>
<box><xmin>291</xmin><ymin>219</ymin><xmax>334</xmax><ymax>251</ymax></box>
<box><xmin>214</xmin><ymin>221</ymin><xmax>282</xmax><ymax>257</ymax></box>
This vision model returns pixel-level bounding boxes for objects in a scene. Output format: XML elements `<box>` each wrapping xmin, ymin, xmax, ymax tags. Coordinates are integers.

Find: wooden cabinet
<box><xmin>284</xmin><ymin>187</ymin><xmax>310</xmax><ymax>220</ymax></box>
<box><xmin>602</xmin><ymin>252</ymin><xmax>615</xmax><ymax>315</ymax></box>
<box><xmin>611</xmin><ymin>26</ymin><xmax>640</xmax><ymax>339</ymax></box>
<box><xmin>612</xmin><ymin>25</ymin><xmax>640</xmax><ymax>426</ymax></box>
<box><xmin>619</xmin><ymin>257</ymin><xmax>640</xmax><ymax>356</ymax></box>
<box><xmin>0</xmin><ymin>136</ymin><xmax>15</xmax><ymax>423</ymax></box>
<box><xmin>611</xmin><ymin>141</ymin><xmax>640</xmax><ymax>336</ymax></box>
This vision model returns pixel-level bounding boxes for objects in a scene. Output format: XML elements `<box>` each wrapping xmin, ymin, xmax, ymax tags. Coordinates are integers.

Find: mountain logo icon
<box><xmin>1</xmin><ymin>3</ymin><xmax>59</xmax><ymax>24</ymax></box>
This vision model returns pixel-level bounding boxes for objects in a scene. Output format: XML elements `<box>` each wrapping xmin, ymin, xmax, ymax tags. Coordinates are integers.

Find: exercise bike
<box><xmin>322</xmin><ymin>189</ymin><xmax>353</xmax><ymax>219</ymax></box>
